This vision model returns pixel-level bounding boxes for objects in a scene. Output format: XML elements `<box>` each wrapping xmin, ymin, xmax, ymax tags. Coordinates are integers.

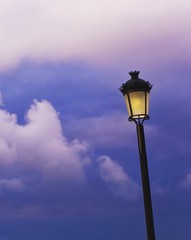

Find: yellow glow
<box><xmin>124</xmin><ymin>91</ymin><xmax>149</xmax><ymax>118</ymax></box>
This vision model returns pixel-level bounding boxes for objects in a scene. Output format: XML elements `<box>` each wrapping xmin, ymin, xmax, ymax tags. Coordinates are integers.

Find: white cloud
<box><xmin>0</xmin><ymin>99</ymin><xmax>141</xmax><ymax>200</ymax></box>
<box><xmin>0</xmin><ymin>0</ymin><xmax>190</xmax><ymax>69</ymax></box>
<box><xmin>0</xmin><ymin>99</ymin><xmax>89</xmax><ymax>186</ymax></box>
<box><xmin>97</xmin><ymin>155</ymin><xmax>140</xmax><ymax>199</ymax></box>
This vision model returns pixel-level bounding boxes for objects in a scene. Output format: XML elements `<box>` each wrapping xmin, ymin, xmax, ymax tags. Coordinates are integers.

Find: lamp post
<box><xmin>119</xmin><ymin>71</ymin><xmax>155</xmax><ymax>240</ymax></box>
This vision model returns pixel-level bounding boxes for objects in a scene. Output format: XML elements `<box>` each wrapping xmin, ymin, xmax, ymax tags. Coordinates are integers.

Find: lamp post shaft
<box><xmin>136</xmin><ymin>124</ymin><xmax>155</xmax><ymax>240</ymax></box>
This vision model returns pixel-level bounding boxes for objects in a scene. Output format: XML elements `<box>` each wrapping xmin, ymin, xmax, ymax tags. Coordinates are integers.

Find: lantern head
<box><xmin>120</xmin><ymin>71</ymin><xmax>152</xmax><ymax>124</ymax></box>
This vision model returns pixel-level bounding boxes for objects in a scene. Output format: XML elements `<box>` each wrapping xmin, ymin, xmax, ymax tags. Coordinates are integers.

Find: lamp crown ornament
<box><xmin>129</xmin><ymin>71</ymin><xmax>140</xmax><ymax>79</ymax></box>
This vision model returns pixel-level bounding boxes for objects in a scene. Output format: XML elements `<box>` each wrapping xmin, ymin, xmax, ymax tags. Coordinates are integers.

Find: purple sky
<box><xmin>0</xmin><ymin>0</ymin><xmax>190</xmax><ymax>239</ymax></box>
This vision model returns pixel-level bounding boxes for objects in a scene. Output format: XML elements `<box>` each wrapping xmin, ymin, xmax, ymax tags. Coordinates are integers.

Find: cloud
<box><xmin>97</xmin><ymin>155</ymin><xmax>140</xmax><ymax>199</ymax></box>
<box><xmin>63</xmin><ymin>110</ymin><xmax>160</xmax><ymax>153</ymax></box>
<box><xmin>0</xmin><ymin>0</ymin><xmax>190</xmax><ymax>69</ymax></box>
<box><xmin>0</xmin><ymin>99</ymin><xmax>143</xmax><ymax>219</ymax></box>
<box><xmin>64</xmin><ymin>111</ymin><xmax>136</xmax><ymax>150</ymax></box>
<box><xmin>0</xmin><ymin>99</ymin><xmax>89</xmax><ymax>188</ymax></box>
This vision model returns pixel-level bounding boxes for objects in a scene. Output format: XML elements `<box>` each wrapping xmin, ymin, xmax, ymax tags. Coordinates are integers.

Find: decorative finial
<box><xmin>129</xmin><ymin>71</ymin><xmax>140</xmax><ymax>79</ymax></box>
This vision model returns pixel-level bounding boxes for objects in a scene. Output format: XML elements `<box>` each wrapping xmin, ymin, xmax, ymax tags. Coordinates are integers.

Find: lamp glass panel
<box><xmin>124</xmin><ymin>94</ymin><xmax>132</xmax><ymax>117</ymax></box>
<box><xmin>129</xmin><ymin>91</ymin><xmax>149</xmax><ymax>118</ymax></box>
<box><xmin>146</xmin><ymin>92</ymin><xmax>149</xmax><ymax>115</ymax></box>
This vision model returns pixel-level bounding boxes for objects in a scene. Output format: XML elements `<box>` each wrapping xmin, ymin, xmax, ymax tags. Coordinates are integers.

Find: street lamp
<box><xmin>119</xmin><ymin>71</ymin><xmax>155</xmax><ymax>240</ymax></box>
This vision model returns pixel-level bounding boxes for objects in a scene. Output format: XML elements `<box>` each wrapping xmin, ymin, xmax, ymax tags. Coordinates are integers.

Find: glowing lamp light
<box><xmin>119</xmin><ymin>71</ymin><xmax>152</xmax><ymax>124</ymax></box>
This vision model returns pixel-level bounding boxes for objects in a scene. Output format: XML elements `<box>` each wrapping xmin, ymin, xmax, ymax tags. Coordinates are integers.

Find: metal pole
<box><xmin>136</xmin><ymin>124</ymin><xmax>155</xmax><ymax>240</ymax></box>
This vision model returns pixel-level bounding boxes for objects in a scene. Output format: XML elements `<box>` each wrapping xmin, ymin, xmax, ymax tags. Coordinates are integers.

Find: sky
<box><xmin>0</xmin><ymin>0</ymin><xmax>190</xmax><ymax>239</ymax></box>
